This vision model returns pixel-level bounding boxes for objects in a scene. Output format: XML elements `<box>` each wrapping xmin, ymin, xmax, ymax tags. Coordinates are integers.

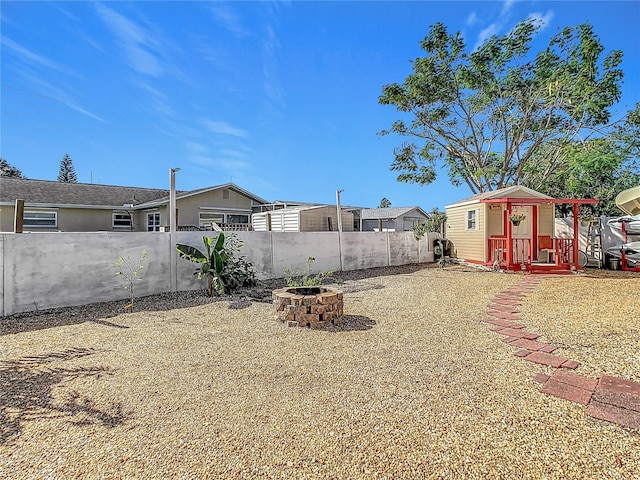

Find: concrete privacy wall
<box><xmin>1</xmin><ymin>231</ymin><xmax>437</xmax><ymax>316</ymax></box>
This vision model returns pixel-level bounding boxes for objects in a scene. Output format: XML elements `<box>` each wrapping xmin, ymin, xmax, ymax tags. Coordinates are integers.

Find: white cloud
<box><xmin>475</xmin><ymin>23</ymin><xmax>501</xmax><ymax>50</ymax></box>
<box><xmin>2</xmin><ymin>37</ymin><xmax>71</xmax><ymax>74</ymax></box>
<box><xmin>466</xmin><ymin>12</ymin><xmax>479</xmax><ymax>26</ymax></box>
<box><xmin>208</xmin><ymin>4</ymin><xmax>250</xmax><ymax>37</ymax></box>
<box><xmin>203</xmin><ymin>120</ymin><xmax>247</xmax><ymax>138</ymax></box>
<box><xmin>501</xmin><ymin>0</ymin><xmax>516</xmax><ymax>16</ymax></box>
<box><xmin>526</xmin><ymin>11</ymin><xmax>554</xmax><ymax>30</ymax></box>
<box><xmin>94</xmin><ymin>3</ymin><xmax>162</xmax><ymax>77</ymax></box>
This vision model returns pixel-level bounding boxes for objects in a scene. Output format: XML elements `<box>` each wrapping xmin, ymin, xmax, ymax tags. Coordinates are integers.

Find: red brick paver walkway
<box><xmin>483</xmin><ymin>275</ymin><xmax>640</xmax><ymax>431</ymax></box>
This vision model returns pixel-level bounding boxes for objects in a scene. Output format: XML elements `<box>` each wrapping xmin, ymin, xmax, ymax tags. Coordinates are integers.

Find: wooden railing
<box><xmin>488</xmin><ymin>237</ymin><xmax>531</xmax><ymax>266</ymax></box>
<box><xmin>175</xmin><ymin>223</ymin><xmax>253</xmax><ymax>232</ymax></box>
<box><xmin>488</xmin><ymin>236</ymin><xmax>577</xmax><ymax>266</ymax></box>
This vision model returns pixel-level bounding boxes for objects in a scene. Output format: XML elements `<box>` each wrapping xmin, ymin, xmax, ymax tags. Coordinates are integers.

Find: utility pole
<box><xmin>170</xmin><ymin>168</ymin><xmax>180</xmax><ymax>292</ymax></box>
<box><xmin>336</xmin><ymin>189</ymin><xmax>344</xmax><ymax>271</ymax></box>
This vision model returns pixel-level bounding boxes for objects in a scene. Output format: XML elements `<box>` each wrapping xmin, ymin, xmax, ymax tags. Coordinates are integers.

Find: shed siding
<box><xmin>445</xmin><ymin>204</ymin><xmax>485</xmax><ymax>262</ymax></box>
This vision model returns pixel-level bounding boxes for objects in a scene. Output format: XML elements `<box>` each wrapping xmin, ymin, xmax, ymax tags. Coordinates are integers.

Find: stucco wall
<box><xmin>1</xmin><ymin>230</ymin><xmax>436</xmax><ymax>316</ymax></box>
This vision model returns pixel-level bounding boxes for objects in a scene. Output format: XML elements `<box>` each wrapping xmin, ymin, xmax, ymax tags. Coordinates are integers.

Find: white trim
<box><xmin>464</xmin><ymin>209</ymin><xmax>479</xmax><ymax>231</ymax></box>
<box><xmin>24</xmin><ymin>209</ymin><xmax>58</xmax><ymax>228</ymax></box>
<box><xmin>198</xmin><ymin>206</ymin><xmax>252</xmax><ymax>213</ymax></box>
<box><xmin>112</xmin><ymin>211</ymin><xmax>132</xmax><ymax>229</ymax></box>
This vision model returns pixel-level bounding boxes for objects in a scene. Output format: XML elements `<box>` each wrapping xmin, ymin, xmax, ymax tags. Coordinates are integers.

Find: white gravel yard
<box><xmin>1</xmin><ymin>265</ymin><xmax>639</xmax><ymax>479</ymax></box>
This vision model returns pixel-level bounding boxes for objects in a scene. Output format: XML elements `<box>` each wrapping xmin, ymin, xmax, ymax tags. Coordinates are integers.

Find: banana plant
<box><xmin>176</xmin><ymin>234</ymin><xmax>226</xmax><ymax>295</ymax></box>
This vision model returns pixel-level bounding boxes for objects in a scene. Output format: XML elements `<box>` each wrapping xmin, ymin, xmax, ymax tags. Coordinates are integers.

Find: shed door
<box><xmin>511</xmin><ymin>206</ymin><xmax>532</xmax><ymax>238</ymax></box>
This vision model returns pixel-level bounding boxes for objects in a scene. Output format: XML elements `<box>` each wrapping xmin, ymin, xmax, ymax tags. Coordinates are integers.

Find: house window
<box><xmin>113</xmin><ymin>212</ymin><xmax>132</xmax><ymax>229</ymax></box>
<box><xmin>226</xmin><ymin>214</ymin><xmax>249</xmax><ymax>224</ymax></box>
<box><xmin>199</xmin><ymin>212</ymin><xmax>223</xmax><ymax>229</ymax></box>
<box><xmin>24</xmin><ymin>210</ymin><xmax>57</xmax><ymax>227</ymax></box>
<box><xmin>466</xmin><ymin>210</ymin><xmax>477</xmax><ymax>230</ymax></box>
<box><xmin>147</xmin><ymin>212</ymin><xmax>161</xmax><ymax>231</ymax></box>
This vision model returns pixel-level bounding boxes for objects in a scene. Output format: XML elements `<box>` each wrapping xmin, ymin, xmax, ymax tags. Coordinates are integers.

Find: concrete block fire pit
<box><xmin>272</xmin><ymin>286</ymin><xmax>344</xmax><ymax>328</ymax></box>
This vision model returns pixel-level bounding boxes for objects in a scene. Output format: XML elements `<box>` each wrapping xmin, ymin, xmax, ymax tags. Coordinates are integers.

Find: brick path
<box><xmin>484</xmin><ymin>275</ymin><xmax>640</xmax><ymax>431</ymax></box>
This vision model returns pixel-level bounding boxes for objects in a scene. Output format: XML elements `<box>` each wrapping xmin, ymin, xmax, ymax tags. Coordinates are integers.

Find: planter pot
<box><xmin>511</xmin><ymin>220</ymin><xmax>521</xmax><ymax>226</ymax></box>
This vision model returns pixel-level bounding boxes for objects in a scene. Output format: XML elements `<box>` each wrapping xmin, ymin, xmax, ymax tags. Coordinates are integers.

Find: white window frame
<box><xmin>147</xmin><ymin>212</ymin><xmax>161</xmax><ymax>232</ymax></box>
<box><xmin>24</xmin><ymin>209</ymin><xmax>57</xmax><ymax>228</ymax></box>
<box><xmin>465</xmin><ymin>209</ymin><xmax>478</xmax><ymax>231</ymax></box>
<box><xmin>113</xmin><ymin>212</ymin><xmax>132</xmax><ymax>229</ymax></box>
<box><xmin>199</xmin><ymin>212</ymin><xmax>224</xmax><ymax>229</ymax></box>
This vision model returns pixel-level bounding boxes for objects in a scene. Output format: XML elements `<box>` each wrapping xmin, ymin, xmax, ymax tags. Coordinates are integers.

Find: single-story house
<box><xmin>252</xmin><ymin>205</ymin><xmax>354</xmax><ymax>232</ymax></box>
<box><xmin>0</xmin><ymin>177</ymin><xmax>268</xmax><ymax>232</ymax></box>
<box><xmin>360</xmin><ymin>206</ymin><xmax>429</xmax><ymax>232</ymax></box>
<box><xmin>444</xmin><ymin>185</ymin><xmax>598</xmax><ymax>273</ymax></box>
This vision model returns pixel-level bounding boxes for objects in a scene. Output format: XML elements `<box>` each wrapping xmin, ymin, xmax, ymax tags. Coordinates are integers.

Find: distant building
<box><xmin>360</xmin><ymin>206</ymin><xmax>429</xmax><ymax>232</ymax></box>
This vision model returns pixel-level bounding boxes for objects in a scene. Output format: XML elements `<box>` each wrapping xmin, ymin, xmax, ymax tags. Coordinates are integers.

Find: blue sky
<box><xmin>1</xmin><ymin>1</ymin><xmax>639</xmax><ymax>210</ymax></box>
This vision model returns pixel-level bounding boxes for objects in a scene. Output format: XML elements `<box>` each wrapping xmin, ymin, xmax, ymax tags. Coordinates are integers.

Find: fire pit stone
<box><xmin>272</xmin><ymin>286</ymin><xmax>344</xmax><ymax>328</ymax></box>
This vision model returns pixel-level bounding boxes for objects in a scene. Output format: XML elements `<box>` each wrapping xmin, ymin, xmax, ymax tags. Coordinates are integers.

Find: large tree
<box><xmin>378</xmin><ymin>197</ymin><xmax>392</xmax><ymax>208</ymax></box>
<box><xmin>379</xmin><ymin>19</ymin><xmax>630</xmax><ymax>195</ymax></box>
<box><xmin>57</xmin><ymin>153</ymin><xmax>78</xmax><ymax>183</ymax></box>
<box><xmin>0</xmin><ymin>158</ymin><xmax>25</xmax><ymax>178</ymax></box>
<box><xmin>529</xmin><ymin>105</ymin><xmax>640</xmax><ymax>216</ymax></box>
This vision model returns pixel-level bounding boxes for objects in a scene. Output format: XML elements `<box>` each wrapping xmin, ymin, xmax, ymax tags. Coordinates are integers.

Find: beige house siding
<box><xmin>0</xmin><ymin>205</ymin><xmax>148</xmax><ymax>232</ymax></box>
<box><xmin>176</xmin><ymin>188</ymin><xmax>255</xmax><ymax>227</ymax></box>
<box><xmin>446</xmin><ymin>203</ymin><xmax>485</xmax><ymax>262</ymax></box>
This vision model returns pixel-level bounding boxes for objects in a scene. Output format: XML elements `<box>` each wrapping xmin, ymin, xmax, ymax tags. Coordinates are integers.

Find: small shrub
<box><xmin>113</xmin><ymin>250</ymin><xmax>148</xmax><ymax>310</ymax></box>
<box><xmin>284</xmin><ymin>257</ymin><xmax>334</xmax><ymax>287</ymax></box>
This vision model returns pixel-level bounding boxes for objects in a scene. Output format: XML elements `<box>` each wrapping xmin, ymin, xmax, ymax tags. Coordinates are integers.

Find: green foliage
<box><xmin>113</xmin><ymin>250</ymin><xmax>148</xmax><ymax>311</ymax></box>
<box><xmin>411</xmin><ymin>208</ymin><xmax>447</xmax><ymax>240</ymax></box>
<box><xmin>379</xmin><ymin>19</ymin><xmax>629</xmax><ymax>195</ymax></box>
<box><xmin>437</xmin><ymin>255</ymin><xmax>450</xmax><ymax>269</ymax></box>
<box><xmin>378</xmin><ymin>197</ymin><xmax>392</xmax><ymax>208</ymax></box>
<box><xmin>176</xmin><ymin>233</ymin><xmax>256</xmax><ymax>296</ymax></box>
<box><xmin>284</xmin><ymin>257</ymin><xmax>334</xmax><ymax>287</ymax></box>
<box><xmin>0</xmin><ymin>158</ymin><xmax>25</xmax><ymax>178</ymax></box>
<box><xmin>57</xmin><ymin>153</ymin><xmax>78</xmax><ymax>183</ymax></box>
<box><xmin>526</xmin><ymin>104</ymin><xmax>640</xmax><ymax>216</ymax></box>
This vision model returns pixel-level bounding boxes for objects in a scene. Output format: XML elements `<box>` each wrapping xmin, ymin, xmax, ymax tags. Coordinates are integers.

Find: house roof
<box><xmin>360</xmin><ymin>206</ymin><xmax>428</xmax><ymax>220</ymax></box>
<box><xmin>445</xmin><ymin>185</ymin><xmax>553</xmax><ymax>208</ymax></box>
<box><xmin>0</xmin><ymin>177</ymin><xmax>269</xmax><ymax>209</ymax></box>
<box><xmin>137</xmin><ymin>182</ymin><xmax>269</xmax><ymax>208</ymax></box>
<box><xmin>0</xmin><ymin>177</ymin><xmax>171</xmax><ymax>208</ymax></box>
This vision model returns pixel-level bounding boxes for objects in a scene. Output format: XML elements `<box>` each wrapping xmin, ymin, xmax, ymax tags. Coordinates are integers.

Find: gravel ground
<box><xmin>1</xmin><ymin>264</ymin><xmax>639</xmax><ymax>479</ymax></box>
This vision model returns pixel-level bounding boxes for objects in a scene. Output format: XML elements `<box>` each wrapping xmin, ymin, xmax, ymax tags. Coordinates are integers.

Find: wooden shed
<box><xmin>251</xmin><ymin>205</ymin><xmax>354</xmax><ymax>232</ymax></box>
<box><xmin>445</xmin><ymin>186</ymin><xmax>598</xmax><ymax>273</ymax></box>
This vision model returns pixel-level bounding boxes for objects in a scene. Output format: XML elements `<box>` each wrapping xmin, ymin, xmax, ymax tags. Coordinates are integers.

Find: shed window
<box><xmin>466</xmin><ymin>210</ymin><xmax>477</xmax><ymax>230</ymax></box>
<box><xmin>223</xmin><ymin>189</ymin><xmax>230</xmax><ymax>199</ymax></box>
<box><xmin>24</xmin><ymin>210</ymin><xmax>57</xmax><ymax>227</ymax></box>
<box><xmin>226</xmin><ymin>214</ymin><xmax>249</xmax><ymax>224</ymax></box>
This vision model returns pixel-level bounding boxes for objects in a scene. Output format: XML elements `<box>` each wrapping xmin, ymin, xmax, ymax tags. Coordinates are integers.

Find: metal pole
<box><xmin>336</xmin><ymin>190</ymin><xmax>344</xmax><ymax>271</ymax></box>
<box><xmin>170</xmin><ymin>168</ymin><xmax>180</xmax><ymax>292</ymax></box>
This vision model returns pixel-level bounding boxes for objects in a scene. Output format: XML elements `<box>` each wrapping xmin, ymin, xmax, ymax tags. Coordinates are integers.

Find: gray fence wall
<box><xmin>1</xmin><ymin>231</ymin><xmax>438</xmax><ymax>316</ymax></box>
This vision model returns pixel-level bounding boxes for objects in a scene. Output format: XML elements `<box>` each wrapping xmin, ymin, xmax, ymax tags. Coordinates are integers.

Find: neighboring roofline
<box><xmin>132</xmin><ymin>183</ymin><xmax>269</xmax><ymax>208</ymax></box>
<box><xmin>360</xmin><ymin>206</ymin><xmax>429</xmax><ymax>220</ymax></box>
<box><xmin>0</xmin><ymin>201</ymin><xmax>136</xmax><ymax>210</ymax></box>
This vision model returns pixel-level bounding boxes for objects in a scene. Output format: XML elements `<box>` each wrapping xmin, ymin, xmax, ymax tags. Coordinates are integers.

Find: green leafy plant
<box><xmin>176</xmin><ymin>233</ymin><xmax>256</xmax><ymax>296</ymax></box>
<box><xmin>437</xmin><ymin>255</ymin><xmax>450</xmax><ymax>269</ymax></box>
<box><xmin>509</xmin><ymin>213</ymin><xmax>527</xmax><ymax>223</ymax></box>
<box><xmin>113</xmin><ymin>250</ymin><xmax>148</xmax><ymax>310</ymax></box>
<box><xmin>284</xmin><ymin>256</ymin><xmax>334</xmax><ymax>287</ymax></box>
<box><xmin>412</xmin><ymin>208</ymin><xmax>447</xmax><ymax>240</ymax></box>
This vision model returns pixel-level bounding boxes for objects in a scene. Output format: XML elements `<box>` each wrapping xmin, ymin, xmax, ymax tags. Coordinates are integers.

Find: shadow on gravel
<box><xmin>0</xmin><ymin>348</ymin><xmax>129</xmax><ymax>445</ymax></box>
<box><xmin>324</xmin><ymin>315</ymin><xmax>376</xmax><ymax>332</ymax></box>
